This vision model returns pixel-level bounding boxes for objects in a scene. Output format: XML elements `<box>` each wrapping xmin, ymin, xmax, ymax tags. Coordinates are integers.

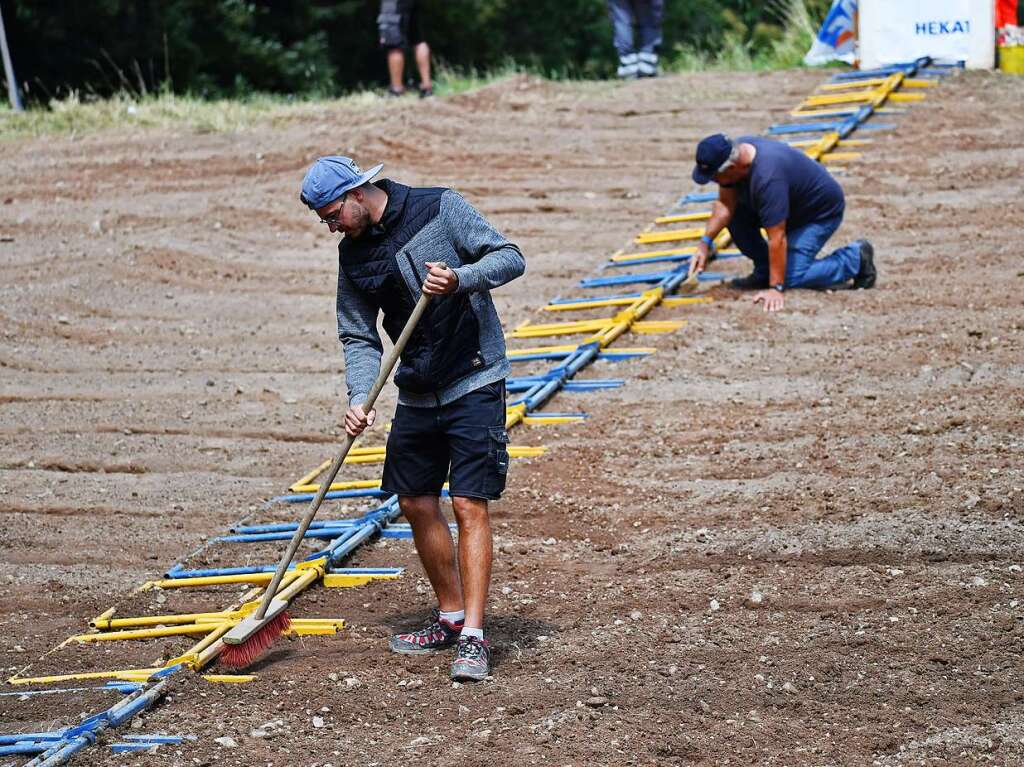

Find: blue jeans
<box><xmin>727</xmin><ymin>206</ymin><xmax>862</xmax><ymax>289</ymax></box>
<box><xmin>608</xmin><ymin>0</ymin><xmax>664</xmax><ymax>56</ymax></box>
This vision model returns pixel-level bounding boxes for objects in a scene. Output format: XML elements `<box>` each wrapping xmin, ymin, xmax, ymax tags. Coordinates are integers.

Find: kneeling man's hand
<box><xmin>753</xmin><ymin>289</ymin><xmax>785</xmax><ymax>313</ymax></box>
<box><xmin>344</xmin><ymin>404</ymin><xmax>376</xmax><ymax>437</ymax></box>
<box><xmin>423</xmin><ymin>262</ymin><xmax>459</xmax><ymax>295</ymax></box>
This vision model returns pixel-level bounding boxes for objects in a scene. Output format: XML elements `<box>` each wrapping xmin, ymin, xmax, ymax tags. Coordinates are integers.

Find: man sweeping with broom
<box><xmin>298</xmin><ymin>156</ymin><xmax>524</xmax><ymax>681</ymax></box>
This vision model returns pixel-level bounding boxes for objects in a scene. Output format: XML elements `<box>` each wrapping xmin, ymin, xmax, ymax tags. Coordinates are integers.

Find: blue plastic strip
<box><xmin>547</xmin><ymin>291</ymin><xmax>644</xmax><ymax>305</ymax></box>
<box><xmin>216</xmin><ymin>527</ymin><xmax>360</xmax><ymax>543</ymax></box>
<box><xmin>579</xmin><ymin>270</ymin><xmax>673</xmax><ymax>288</ymax></box>
<box><xmin>0</xmin><ymin>734</ymin><xmax>61</xmax><ymax>745</ymax></box>
<box><xmin>767</xmin><ymin>121</ymin><xmax>840</xmax><ymax>135</ymax></box>
<box><xmin>272</xmin><ymin>487</ymin><xmax>389</xmax><ymax>504</ymax></box>
<box><xmin>598</xmin><ymin>350</ymin><xmax>650</xmax><ymax>360</ymax></box>
<box><xmin>677</xmin><ymin>191</ymin><xmax>718</xmax><ymax>205</ymax></box>
<box><xmin>609</xmin><ymin>249</ymin><xmax>741</xmax><ymax>268</ymax></box>
<box><xmin>110</xmin><ymin>743</ymin><xmax>161</xmax><ymax>753</ymax></box>
<box><xmin>564</xmin><ymin>379</ymin><xmax>624</xmax><ymax>391</ymax></box>
<box><xmin>0</xmin><ymin>743</ymin><xmax>49</xmax><ymax>755</ymax></box>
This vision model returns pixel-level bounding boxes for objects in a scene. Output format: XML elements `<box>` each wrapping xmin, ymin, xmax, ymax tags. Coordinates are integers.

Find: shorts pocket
<box><xmin>484</xmin><ymin>426</ymin><xmax>510</xmax><ymax>497</ymax></box>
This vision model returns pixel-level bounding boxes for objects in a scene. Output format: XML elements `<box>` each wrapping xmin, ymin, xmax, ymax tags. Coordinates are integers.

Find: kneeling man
<box><xmin>300</xmin><ymin>156</ymin><xmax>525</xmax><ymax>680</ymax></box>
<box><xmin>689</xmin><ymin>133</ymin><xmax>876</xmax><ymax>313</ymax></box>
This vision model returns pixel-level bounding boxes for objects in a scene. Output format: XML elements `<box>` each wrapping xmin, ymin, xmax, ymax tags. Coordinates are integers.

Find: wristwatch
<box><xmin>771</xmin><ymin>283</ymin><xmax>785</xmax><ymax>293</ymax></box>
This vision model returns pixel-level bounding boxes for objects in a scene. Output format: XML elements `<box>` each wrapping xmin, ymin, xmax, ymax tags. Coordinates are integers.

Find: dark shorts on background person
<box><xmin>381</xmin><ymin>381</ymin><xmax>509</xmax><ymax>500</ymax></box>
<box><xmin>378</xmin><ymin>0</ymin><xmax>426</xmax><ymax>49</ymax></box>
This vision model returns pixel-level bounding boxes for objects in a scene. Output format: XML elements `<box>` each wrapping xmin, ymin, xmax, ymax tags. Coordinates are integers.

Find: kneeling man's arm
<box><xmin>765</xmin><ymin>221</ymin><xmax>787</xmax><ymax>288</ymax></box>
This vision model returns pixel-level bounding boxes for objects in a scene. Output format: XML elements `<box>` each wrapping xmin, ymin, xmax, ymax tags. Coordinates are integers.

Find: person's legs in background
<box><xmin>608</xmin><ymin>0</ymin><xmax>638</xmax><ymax>78</ymax></box>
<box><xmin>635</xmin><ymin>0</ymin><xmax>664</xmax><ymax>77</ymax></box>
<box><xmin>785</xmin><ymin>215</ymin><xmax>862</xmax><ymax>289</ymax></box>
<box><xmin>386</xmin><ymin>48</ymin><xmax>406</xmax><ymax>95</ymax></box>
<box><xmin>408</xmin><ymin>1</ymin><xmax>432</xmax><ymax>97</ymax></box>
<box><xmin>414</xmin><ymin>42</ymin><xmax>432</xmax><ymax>95</ymax></box>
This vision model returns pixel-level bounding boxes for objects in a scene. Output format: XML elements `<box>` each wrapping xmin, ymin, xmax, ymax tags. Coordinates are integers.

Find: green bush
<box><xmin>0</xmin><ymin>0</ymin><xmax>834</xmax><ymax>103</ymax></box>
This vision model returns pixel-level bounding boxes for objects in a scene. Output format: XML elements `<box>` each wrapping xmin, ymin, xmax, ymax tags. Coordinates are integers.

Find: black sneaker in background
<box><xmin>389</xmin><ymin>608</ymin><xmax>463</xmax><ymax>655</ymax></box>
<box><xmin>852</xmin><ymin>240</ymin><xmax>877</xmax><ymax>289</ymax></box>
<box><xmin>729</xmin><ymin>273</ymin><xmax>768</xmax><ymax>290</ymax></box>
<box><xmin>450</xmin><ymin>636</ymin><xmax>491</xmax><ymax>681</ymax></box>
<box><xmin>418</xmin><ymin>86</ymin><xmax>434</xmax><ymax>99</ymax></box>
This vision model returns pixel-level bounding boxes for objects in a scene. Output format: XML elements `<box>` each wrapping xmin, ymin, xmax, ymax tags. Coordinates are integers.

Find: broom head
<box><xmin>219</xmin><ymin>598</ymin><xmax>291</xmax><ymax>669</ymax></box>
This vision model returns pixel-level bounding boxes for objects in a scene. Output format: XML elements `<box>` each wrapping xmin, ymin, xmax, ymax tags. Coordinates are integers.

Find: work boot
<box><xmin>389</xmin><ymin>608</ymin><xmax>462</xmax><ymax>655</ymax></box>
<box><xmin>729</xmin><ymin>273</ymin><xmax>768</xmax><ymax>290</ymax></box>
<box><xmin>852</xmin><ymin>240</ymin><xmax>877</xmax><ymax>289</ymax></box>
<box><xmin>617</xmin><ymin>53</ymin><xmax>639</xmax><ymax>79</ymax></box>
<box><xmin>637</xmin><ymin>52</ymin><xmax>659</xmax><ymax>78</ymax></box>
<box><xmin>450</xmin><ymin>636</ymin><xmax>491</xmax><ymax>682</ymax></box>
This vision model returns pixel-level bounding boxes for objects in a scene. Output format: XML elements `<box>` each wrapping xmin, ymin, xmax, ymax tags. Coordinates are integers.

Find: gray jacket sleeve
<box><xmin>441</xmin><ymin>191</ymin><xmax>526</xmax><ymax>293</ymax></box>
<box><xmin>336</xmin><ymin>264</ymin><xmax>382</xmax><ymax>408</ymax></box>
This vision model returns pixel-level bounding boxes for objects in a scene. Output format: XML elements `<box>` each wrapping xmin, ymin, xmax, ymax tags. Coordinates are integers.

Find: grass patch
<box><xmin>0</xmin><ymin>1</ymin><xmax>824</xmax><ymax>141</ymax></box>
<box><xmin>0</xmin><ymin>65</ymin><xmax>525</xmax><ymax>140</ymax></box>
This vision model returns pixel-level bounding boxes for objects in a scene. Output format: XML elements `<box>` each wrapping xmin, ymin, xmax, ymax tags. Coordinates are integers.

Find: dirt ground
<box><xmin>1</xmin><ymin>68</ymin><xmax>1023</xmax><ymax>766</ymax></box>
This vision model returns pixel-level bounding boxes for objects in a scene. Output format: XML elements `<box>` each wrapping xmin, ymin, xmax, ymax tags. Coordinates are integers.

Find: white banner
<box><xmin>860</xmin><ymin>0</ymin><xmax>996</xmax><ymax>69</ymax></box>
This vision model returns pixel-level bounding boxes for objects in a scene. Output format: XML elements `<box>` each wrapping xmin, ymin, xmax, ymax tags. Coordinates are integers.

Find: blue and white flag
<box><xmin>804</xmin><ymin>0</ymin><xmax>858</xmax><ymax>65</ymax></box>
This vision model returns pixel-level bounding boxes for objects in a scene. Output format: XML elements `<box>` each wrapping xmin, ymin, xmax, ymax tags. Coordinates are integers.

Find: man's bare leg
<box><xmin>450</xmin><ymin>496</ymin><xmax>491</xmax><ymax>629</ymax></box>
<box><xmin>387</xmin><ymin>48</ymin><xmax>406</xmax><ymax>93</ymax></box>
<box><xmin>400</xmin><ymin>494</ymin><xmax>462</xmax><ymax>611</ymax></box>
<box><xmin>414</xmin><ymin>41</ymin><xmax>432</xmax><ymax>91</ymax></box>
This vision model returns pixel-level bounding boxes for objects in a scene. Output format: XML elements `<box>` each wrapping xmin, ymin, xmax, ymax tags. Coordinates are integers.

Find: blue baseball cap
<box><xmin>300</xmin><ymin>156</ymin><xmax>384</xmax><ymax>209</ymax></box>
<box><xmin>692</xmin><ymin>134</ymin><xmax>734</xmax><ymax>185</ymax></box>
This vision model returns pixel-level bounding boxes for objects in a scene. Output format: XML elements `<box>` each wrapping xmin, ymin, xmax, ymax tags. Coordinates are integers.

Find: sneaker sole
<box><xmin>389</xmin><ymin>640</ymin><xmax>457</xmax><ymax>656</ymax></box>
<box><xmin>450</xmin><ymin>667</ymin><xmax>489</xmax><ymax>682</ymax></box>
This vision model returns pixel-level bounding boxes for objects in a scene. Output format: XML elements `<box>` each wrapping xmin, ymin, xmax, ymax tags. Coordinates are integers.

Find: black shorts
<box><xmin>379</xmin><ymin>0</ymin><xmax>426</xmax><ymax>50</ymax></box>
<box><xmin>381</xmin><ymin>381</ymin><xmax>509</xmax><ymax>500</ymax></box>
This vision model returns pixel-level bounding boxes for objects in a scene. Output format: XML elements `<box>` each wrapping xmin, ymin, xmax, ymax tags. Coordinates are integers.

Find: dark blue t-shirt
<box><xmin>733</xmin><ymin>136</ymin><xmax>844</xmax><ymax>229</ymax></box>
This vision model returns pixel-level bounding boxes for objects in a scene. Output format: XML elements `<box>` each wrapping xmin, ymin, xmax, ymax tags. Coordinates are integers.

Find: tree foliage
<box><xmin>0</xmin><ymin>0</ymin><xmax>833</xmax><ymax>103</ymax></box>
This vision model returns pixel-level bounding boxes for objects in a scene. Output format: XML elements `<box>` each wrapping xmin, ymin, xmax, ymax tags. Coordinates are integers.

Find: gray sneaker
<box><xmin>450</xmin><ymin>636</ymin><xmax>491</xmax><ymax>681</ymax></box>
<box><xmin>389</xmin><ymin>609</ymin><xmax>463</xmax><ymax>655</ymax></box>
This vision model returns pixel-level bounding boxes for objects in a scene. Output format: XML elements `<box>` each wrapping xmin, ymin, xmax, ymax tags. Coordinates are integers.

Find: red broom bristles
<box><xmin>218</xmin><ymin>611</ymin><xmax>291</xmax><ymax>669</ymax></box>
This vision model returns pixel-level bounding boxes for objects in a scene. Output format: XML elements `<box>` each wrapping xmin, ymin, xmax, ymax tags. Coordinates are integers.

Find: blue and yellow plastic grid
<box><xmin>1</xmin><ymin>57</ymin><xmax>955</xmax><ymax>766</ymax></box>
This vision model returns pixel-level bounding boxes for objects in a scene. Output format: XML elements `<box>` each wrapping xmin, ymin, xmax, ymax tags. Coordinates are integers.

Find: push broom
<box><xmin>219</xmin><ymin>279</ymin><xmax>438</xmax><ymax>668</ymax></box>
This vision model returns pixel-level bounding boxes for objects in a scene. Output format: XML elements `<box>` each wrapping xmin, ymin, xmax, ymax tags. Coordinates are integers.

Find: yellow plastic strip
<box><xmin>821</xmin><ymin>152</ymin><xmax>862</xmax><ymax>163</ymax></box>
<box><xmin>9</xmin><ymin>669</ymin><xmax>166</xmax><ymax>686</ymax></box>
<box><xmin>654</xmin><ymin>211</ymin><xmax>711</xmax><ymax>224</ymax></box>
<box><xmin>631</xmin><ymin>320</ymin><xmax>686</xmax><ymax>334</ymax></box>
<box><xmin>201</xmin><ymin>674</ymin><xmax>256</xmax><ymax>684</ymax></box>
<box><xmin>787</xmin><ymin>138</ymin><xmax>871</xmax><ymax>148</ymax></box>
<box><xmin>611</xmin><ymin>245</ymin><xmax>698</xmax><ymax>263</ymax></box>
<box><xmin>887</xmin><ymin>92</ymin><xmax>926</xmax><ymax>102</ymax></box>
<box><xmin>289</xmin><ymin>460</ymin><xmax>331</xmax><ymax>492</ymax></box>
<box><xmin>662</xmin><ymin>296</ymin><xmax>713</xmax><ymax>308</ymax></box>
<box><xmin>524</xmin><ymin>413</ymin><xmax>589</xmax><ymax>423</ymax></box>
<box><xmin>323</xmin><ymin>571</ymin><xmax>402</xmax><ymax>588</ymax></box>
<box><xmin>634</xmin><ymin>226</ymin><xmax>703</xmax><ymax>245</ymax></box>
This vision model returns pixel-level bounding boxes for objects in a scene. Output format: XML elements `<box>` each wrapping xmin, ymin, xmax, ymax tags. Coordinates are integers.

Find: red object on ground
<box><xmin>996</xmin><ymin>0</ymin><xmax>1019</xmax><ymax>27</ymax></box>
<box><xmin>218</xmin><ymin>611</ymin><xmax>292</xmax><ymax>669</ymax></box>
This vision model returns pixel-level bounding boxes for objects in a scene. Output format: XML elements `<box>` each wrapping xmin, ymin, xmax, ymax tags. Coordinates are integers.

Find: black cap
<box><xmin>692</xmin><ymin>134</ymin><xmax>734</xmax><ymax>185</ymax></box>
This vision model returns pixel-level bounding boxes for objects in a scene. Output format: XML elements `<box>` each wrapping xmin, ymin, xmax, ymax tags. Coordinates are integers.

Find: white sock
<box><xmin>439</xmin><ymin>609</ymin><xmax>465</xmax><ymax>624</ymax></box>
<box><xmin>460</xmin><ymin>626</ymin><xmax>484</xmax><ymax>640</ymax></box>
